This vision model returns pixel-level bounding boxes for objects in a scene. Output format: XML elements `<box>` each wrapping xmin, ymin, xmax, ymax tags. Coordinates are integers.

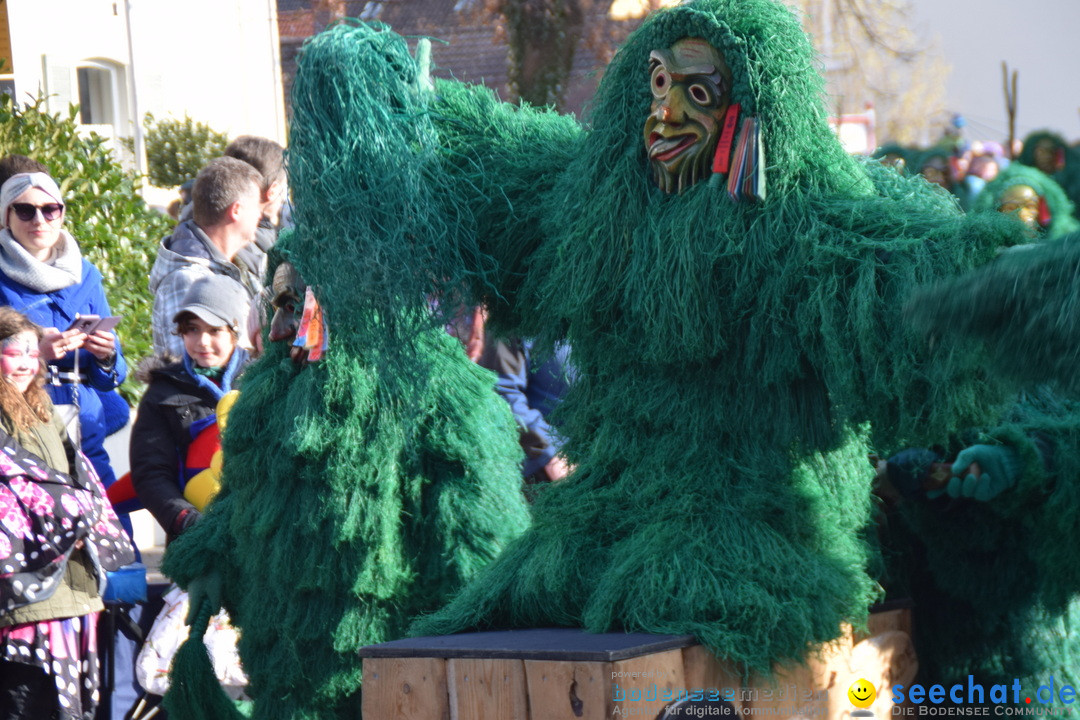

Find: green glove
<box><xmin>185</xmin><ymin>570</ymin><xmax>224</xmax><ymax>627</ymax></box>
<box><xmin>947</xmin><ymin>444</ymin><xmax>1022</xmax><ymax>502</ymax></box>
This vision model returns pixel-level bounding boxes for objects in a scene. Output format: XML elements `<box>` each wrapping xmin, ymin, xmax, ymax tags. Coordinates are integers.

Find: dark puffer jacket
<box><xmin>129</xmin><ymin>349</ymin><xmax>247</xmax><ymax>539</ymax></box>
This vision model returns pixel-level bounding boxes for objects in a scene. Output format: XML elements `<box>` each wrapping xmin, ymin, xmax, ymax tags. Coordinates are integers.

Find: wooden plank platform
<box><xmin>360</xmin><ymin>612</ymin><xmax>916</xmax><ymax>720</ymax></box>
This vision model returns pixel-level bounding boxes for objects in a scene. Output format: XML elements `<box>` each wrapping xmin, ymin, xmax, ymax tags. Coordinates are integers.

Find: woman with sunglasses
<box><xmin>0</xmin><ymin>173</ymin><xmax>128</xmax><ymax>503</ymax></box>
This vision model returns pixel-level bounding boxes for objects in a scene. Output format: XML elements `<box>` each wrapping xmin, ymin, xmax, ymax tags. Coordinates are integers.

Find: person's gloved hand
<box><xmin>947</xmin><ymin>444</ymin><xmax>1022</xmax><ymax>502</ymax></box>
<box><xmin>185</xmin><ymin>570</ymin><xmax>224</xmax><ymax>627</ymax></box>
<box><xmin>886</xmin><ymin>448</ymin><xmax>944</xmax><ymax>499</ymax></box>
<box><xmin>170</xmin><ymin>507</ymin><xmax>202</xmax><ymax>537</ymax></box>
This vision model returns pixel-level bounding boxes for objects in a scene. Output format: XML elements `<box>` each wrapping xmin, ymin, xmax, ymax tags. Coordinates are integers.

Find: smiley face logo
<box><xmin>848</xmin><ymin>678</ymin><xmax>876</xmax><ymax>708</ymax></box>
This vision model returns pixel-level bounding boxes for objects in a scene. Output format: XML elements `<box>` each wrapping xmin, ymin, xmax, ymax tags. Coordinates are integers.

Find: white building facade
<box><xmin>0</xmin><ymin>0</ymin><xmax>287</xmax><ymax>177</ymax></box>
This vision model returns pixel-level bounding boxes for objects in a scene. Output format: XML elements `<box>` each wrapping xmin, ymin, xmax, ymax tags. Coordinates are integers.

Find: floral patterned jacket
<box><xmin>0</xmin><ymin>423</ymin><xmax>134</xmax><ymax>617</ymax></box>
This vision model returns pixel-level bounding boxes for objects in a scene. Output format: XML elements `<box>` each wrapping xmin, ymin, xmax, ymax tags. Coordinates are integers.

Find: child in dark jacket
<box><xmin>131</xmin><ymin>274</ymin><xmax>249</xmax><ymax>541</ymax></box>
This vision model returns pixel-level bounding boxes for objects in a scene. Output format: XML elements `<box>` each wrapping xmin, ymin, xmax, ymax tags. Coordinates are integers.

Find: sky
<box><xmin>904</xmin><ymin>0</ymin><xmax>1080</xmax><ymax>144</ymax></box>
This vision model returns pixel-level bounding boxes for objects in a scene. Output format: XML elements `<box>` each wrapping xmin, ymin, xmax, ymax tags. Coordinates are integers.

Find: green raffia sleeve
<box><xmin>976</xmin><ymin>389</ymin><xmax>1080</xmax><ymax>608</ymax></box>
<box><xmin>894</xmin><ymin>387</ymin><xmax>1080</xmax><ymax>687</ymax></box>
<box><xmin>159</xmin><ymin>491</ymin><xmax>235</xmax><ymax>593</ymax></box>
<box><xmin>905</xmin><ymin>233</ymin><xmax>1080</xmax><ymax>393</ymax></box>
<box><xmin>797</xmin><ymin>165</ymin><xmax>1024</xmax><ymax>452</ymax></box>
<box><xmin>430</xmin><ymin>79</ymin><xmax>584</xmax><ymax>334</ymax></box>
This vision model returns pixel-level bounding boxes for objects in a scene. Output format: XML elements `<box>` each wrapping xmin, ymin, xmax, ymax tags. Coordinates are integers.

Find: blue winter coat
<box><xmin>0</xmin><ymin>259</ymin><xmax>128</xmax><ymax>488</ymax></box>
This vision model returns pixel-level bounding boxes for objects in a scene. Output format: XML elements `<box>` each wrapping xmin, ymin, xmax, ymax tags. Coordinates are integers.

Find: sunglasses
<box><xmin>10</xmin><ymin>202</ymin><xmax>64</xmax><ymax>222</ymax></box>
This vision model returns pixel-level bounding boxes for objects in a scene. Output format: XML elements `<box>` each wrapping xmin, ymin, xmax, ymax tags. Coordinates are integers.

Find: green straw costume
<box><xmin>159</xmin><ymin>0</ymin><xmax>1040</xmax><ymax>715</ymax></box>
<box><xmin>972</xmin><ymin>162</ymin><xmax>1080</xmax><ymax>240</ymax></box>
<box><xmin>413</xmin><ymin>0</ymin><xmax>1024</xmax><ymax>674</ymax></box>
<box><xmin>159</xmin><ymin>25</ymin><xmax>531</xmax><ymax>720</ymax></box>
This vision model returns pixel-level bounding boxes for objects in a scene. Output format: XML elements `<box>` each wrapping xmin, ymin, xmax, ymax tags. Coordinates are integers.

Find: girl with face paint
<box><xmin>0</xmin><ymin>309</ymin><xmax>53</xmax><ymax>441</ymax></box>
<box><xmin>0</xmin><ymin>306</ymin><xmax>134</xmax><ymax>720</ymax></box>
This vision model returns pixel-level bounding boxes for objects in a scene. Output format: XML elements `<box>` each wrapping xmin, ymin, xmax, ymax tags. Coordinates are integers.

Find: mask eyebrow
<box><xmin>673</xmin><ymin>64</ymin><xmax>718</xmax><ymax>76</ymax></box>
<box><xmin>648</xmin><ymin>50</ymin><xmax>719</xmax><ymax>81</ymax></box>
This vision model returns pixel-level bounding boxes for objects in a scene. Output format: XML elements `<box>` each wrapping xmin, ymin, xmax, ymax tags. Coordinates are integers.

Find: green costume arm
<box><xmin>160</xmin><ymin>491</ymin><xmax>235</xmax><ymax>593</ymax></box>
<box><xmin>779</xmin><ymin>167</ymin><xmax>1022</xmax><ymax>450</ymax></box>
<box><xmin>285</xmin><ymin>23</ymin><xmax>584</xmax><ymax>345</ymax></box>
<box><xmin>431</xmin><ymin>79</ymin><xmax>583</xmax><ymax>334</ymax></box>
<box><xmin>891</xmin><ymin>387</ymin><xmax>1080</xmax><ymax>687</ymax></box>
<box><xmin>904</xmin><ymin>388</ymin><xmax>1080</xmax><ymax>606</ymax></box>
<box><xmin>906</xmin><ymin>235</ymin><xmax>1080</xmax><ymax>392</ymax></box>
<box><xmin>972</xmin><ymin>390</ymin><xmax>1080</xmax><ymax>608</ymax></box>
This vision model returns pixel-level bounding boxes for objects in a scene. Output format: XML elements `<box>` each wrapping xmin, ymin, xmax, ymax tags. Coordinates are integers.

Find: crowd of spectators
<box><xmin>874</xmin><ymin>127</ymin><xmax>1080</xmax><ymax>239</ymax></box>
<box><xmin>0</xmin><ymin>135</ymin><xmax>284</xmax><ymax>720</ymax></box>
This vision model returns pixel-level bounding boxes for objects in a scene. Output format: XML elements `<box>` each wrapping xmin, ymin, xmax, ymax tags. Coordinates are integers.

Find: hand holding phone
<box><xmin>40</xmin><ymin>328</ymin><xmax>86</xmax><ymax>361</ymax></box>
<box><xmin>83</xmin><ymin>330</ymin><xmax>118</xmax><ymax>362</ymax></box>
<box><xmin>60</xmin><ymin>315</ymin><xmax>121</xmax><ymax>362</ymax></box>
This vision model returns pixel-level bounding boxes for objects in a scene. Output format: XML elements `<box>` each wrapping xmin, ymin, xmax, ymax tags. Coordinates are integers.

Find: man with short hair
<box><xmin>225</xmin><ymin>135</ymin><xmax>286</xmax><ymax>213</ymax></box>
<box><xmin>150</xmin><ymin>157</ymin><xmax>263</xmax><ymax>356</ymax></box>
<box><xmin>224</xmin><ymin>135</ymin><xmax>287</xmax><ymax>281</ymax></box>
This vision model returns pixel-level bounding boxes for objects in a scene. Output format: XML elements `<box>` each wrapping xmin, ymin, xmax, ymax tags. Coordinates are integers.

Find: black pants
<box><xmin>0</xmin><ymin>661</ymin><xmax>58</xmax><ymax>720</ymax></box>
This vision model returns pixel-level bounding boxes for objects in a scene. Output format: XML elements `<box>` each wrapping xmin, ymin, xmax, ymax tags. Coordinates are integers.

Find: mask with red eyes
<box><xmin>643</xmin><ymin>38</ymin><xmax>732</xmax><ymax>194</ymax></box>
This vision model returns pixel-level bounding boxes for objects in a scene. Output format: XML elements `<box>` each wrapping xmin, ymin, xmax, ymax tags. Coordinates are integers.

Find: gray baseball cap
<box><xmin>172</xmin><ymin>274</ymin><xmax>249</xmax><ymax>334</ymax></box>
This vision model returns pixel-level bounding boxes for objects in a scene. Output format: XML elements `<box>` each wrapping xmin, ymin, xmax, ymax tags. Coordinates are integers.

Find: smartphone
<box><xmin>66</xmin><ymin>314</ymin><xmax>100</xmax><ymax>334</ymax></box>
<box><xmin>65</xmin><ymin>315</ymin><xmax>121</xmax><ymax>334</ymax></box>
<box><xmin>91</xmin><ymin>316</ymin><xmax>122</xmax><ymax>334</ymax></box>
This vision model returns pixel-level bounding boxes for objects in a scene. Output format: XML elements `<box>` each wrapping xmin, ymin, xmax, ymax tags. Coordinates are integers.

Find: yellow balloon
<box><xmin>184</xmin><ymin>468</ymin><xmax>222</xmax><ymax>512</ymax></box>
<box><xmin>848</xmin><ymin>679</ymin><xmax>876</xmax><ymax>709</ymax></box>
<box><xmin>216</xmin><ymin>390</ymin><xmax>241</xmax><ymax>431</ymax></box>
<box><xmin>209</xmin><ymin>449</ymin><xmax>223</xmax><ymax>474</ymax></box>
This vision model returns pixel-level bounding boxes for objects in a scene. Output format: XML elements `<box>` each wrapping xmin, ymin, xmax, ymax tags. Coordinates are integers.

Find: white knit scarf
<box><xmin>0</xmin><ymin>228</ymin><xmax>83</xmax><ymax>292</ymax></box>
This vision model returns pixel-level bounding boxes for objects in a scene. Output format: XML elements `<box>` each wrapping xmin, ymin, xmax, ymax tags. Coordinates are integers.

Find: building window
<box><xmin>77</xmin><ymin>64</ymin><xmax>116</xmax><ymax>125</ymax></box>
<box><xmin>358</xmin><ymin>1</ymin><xmax>384</xmax><ymax>20</ymax></box>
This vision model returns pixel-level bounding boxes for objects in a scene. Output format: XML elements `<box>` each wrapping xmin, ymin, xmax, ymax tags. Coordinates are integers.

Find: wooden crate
<box><xmin>360</xmin><ymin>610</ymin><xmax>915</xmax><ymax>720</ymax></box>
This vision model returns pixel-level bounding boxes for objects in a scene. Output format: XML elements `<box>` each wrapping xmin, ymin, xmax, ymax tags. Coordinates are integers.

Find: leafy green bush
<box><xmin>143</xmin><ymin>113</ymin><xmax>229</xmax><ymax>188</ymax></box>
<box><xmin>0</xmin><ymin>95</ymin><xmax>175</xmax><ymax>400</ymax></box>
